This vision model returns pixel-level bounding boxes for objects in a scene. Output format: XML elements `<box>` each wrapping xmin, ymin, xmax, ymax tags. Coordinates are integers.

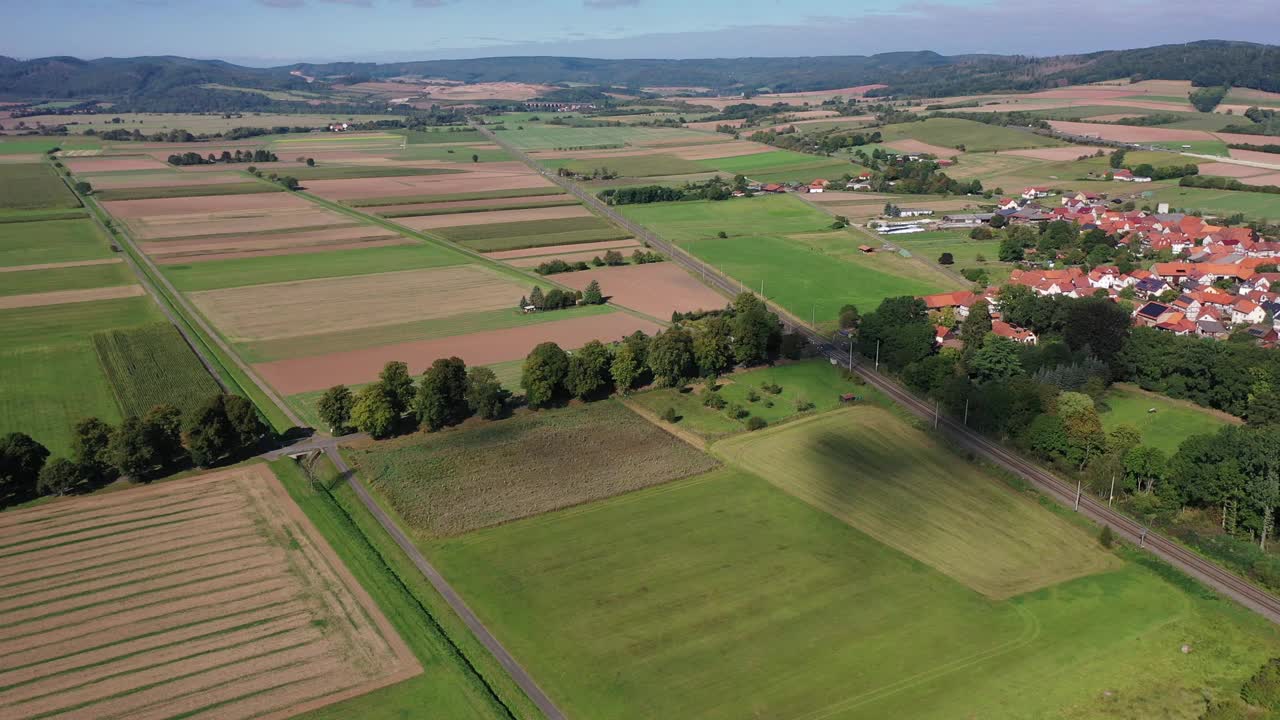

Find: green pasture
<box><xmin>697</xmin><ymin>149</ymin><xmax>862</xmax><ymax>183</ymax></box>
<box><xmin>547</xmin><ymin>154</ymin><xmax>706</xmax><ymax>177</ymax></box>
<box><xmin>164</xmin><ymin>242</ymin><xmax>469</xmax><ymax>292</ymax></box>
<box><xmin>240</xmin><ymin>303</ymin><xmax>615</xmax><ymax>363</ymax></box>
<box><xmin>619</xmin><ymin>194</ymin><xmax>834</xmax><ymax>242</ymax></box>
<box><xmin>347</xmin><ymin>399</ymin><xmax>718</xmax><ymax>537</ymax></box>
<box><xmin>629</xmin><ymin>360</ymin><xmax>870</xmax><ymax>440</ymax></box>
<box><xmin>891</xmin><ymin>230</ymin><xmax>1010</xmax><ymax>283</ymax></box>
<box><xmin>0</xmin><ymin>261</ymin><xmax>135</xmax><ymax>297</ymax></box>
<box><xmin>1148</xmin><ymin>140</ymin><xmax>1229</xmax><ymax>156</ymax></box>
<box><xmin>430</xmin><ymin>215</ymin><xmax>629</xmax><ymax>252</ymax></box>
<box><xmin>391</xmin><ymin>145</ymin><xmax>512</xmax><ymax>163</ymax></box>
<box><xmin>1148</xmin><ymin>186</ymin><xmax>1280</xmax><ymax>221</ymax></box>
<box><xmin>0</xmin><ymin>218</ymin><xmax>112</xmax><ymax>267</ymax></box>
<box><xmin>0</xmin><ymin>137</ymin><xmax>100</xmax><ymax>154</ymax></box>
<box><xmin>397</xmin><ymin>128</ymin><xmax>485</xmax><ymax>144</ymax></box>
<box><xmin>427</xmin><ymin>460</ymin><xmax>1280</xmax><ymax>718</ymax></box>
<box><xmin>0</xmin><ymin>296</ymin><xmax>161</xmax><ymax>455</ymax></box>
<box><xmin>495</xmin><ymin>123</ymin><xmax>713</xmax><ymax>151</ymax></box>
<box><xmin>1100</xmin><ymin>383</ymin><xmax>1238</xmax><ymax>455</ymax></box>
<box><xmin>0</xmin><ymin>163</ymin><xmax>81</xmax><ymax>211</ymax></box>
<box><xmin>878</xmin><ymin>118</ymin><xmax>1066</xmax><ymax>153</ymax></box>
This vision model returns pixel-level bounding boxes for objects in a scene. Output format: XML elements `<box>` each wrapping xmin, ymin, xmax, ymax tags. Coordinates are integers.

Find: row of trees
<box><xmin>0</xmin><ymin>394</ymin><xmax>265</xmax><ymax>507</ymax></box>
<box><xmin>167</xmin><ymin>149</ymin><xmax>278</xmax><ymax>166</ymax></box>
<box><xmin>521</xmin><ymin>282</ymin><xmax>605</xmax><ymax>311</ymax></box>
<box><xmin>1181</xmin><ymin>173</ymin><xmax>1280</xmax><ymax>196</ymax></box>
<box><xmin>317</xmin><ymin>360</ymin><xmax>510</xmax><ymax>438</ymax></box>
<box><xmin>597</xmin><ymin>176</ymin><xmax>741</xmax><ymax>205</ymax></box>
<box><xmin>534</xmin><ymin>250</ymin><xmax>662</xmax><ymax>276</ymax></box>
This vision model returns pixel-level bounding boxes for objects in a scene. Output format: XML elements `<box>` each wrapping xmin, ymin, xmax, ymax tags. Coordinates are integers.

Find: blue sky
<box><xmin>3</xmin><ymin>0</ymin><xmax>1277</xmax><ymax>65</ymax></box>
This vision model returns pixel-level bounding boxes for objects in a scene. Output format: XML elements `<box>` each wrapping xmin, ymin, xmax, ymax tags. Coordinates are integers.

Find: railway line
<box><xmin>477</xmin><ymin>121</ymin><xmax>1280</xmax><ymax>625</ymax></box>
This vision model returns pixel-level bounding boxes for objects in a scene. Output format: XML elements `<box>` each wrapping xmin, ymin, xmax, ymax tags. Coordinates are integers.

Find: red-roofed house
<box><xmin>992</xmin><ymin>320</ymin><xmax>1037</xmax><ymax>344</ymax></box>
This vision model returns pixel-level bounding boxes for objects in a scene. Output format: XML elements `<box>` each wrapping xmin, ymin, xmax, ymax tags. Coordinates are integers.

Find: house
<box><xmin>1021</xmin><ymin>186</ymin><xmax>1052</xmax><ymax>200</ymax></box>
<box><xmin>921</xmin><ymin>290</ymin><xmax>978</xmax><ymax>318</ymax></box>
<box><xmin>897</xmin><ymin>208</ymin><xmax>934</xmax><ymax>218</ymax></box>
<box><xmin>1113</xmin><ymin>168</ymin><xmax>1152</xmax><ymax>183</ymax></box>
<box><xmin>762</xmin><ymin>183</ymin><xmax>784</xmax><ymax>193</ymax></box>
<box><xmin>858</xmin><ymin>245</ymin><xmax>874</xmax><ymax>253</ymax></box>
<box><xmin>941</xmin><ymin>213</ymin><xmax>994</xmax><ymax>226</ymax></box>
<box><xmin>328</xmin><ymin>122</ymin><xmax>351</xmax><ymax>132</ymax></box>
<box><xmin>996</xmin><ymin>198</ymin><xmax>1021</xmax><ymax>211</ymax></box>
<box><xmin>1134</xmin><ymin>301</ymin><xmax>1174</xmax><ymax>326</ymax></box>
<box><xmin>1232</xmin><ymin>298</ymin><xmax>1267</xmax><ymax>326</ymax></box>
<box><xmin>935</xmin><ymin>325</ymin><xmax>958</xmax><ymax>347</ymax></box>
<box><xmin>847</xmin><ymin>182</ymin><xmax>873</xmax><ymax>191</ymax></box>
<box><xmin>992</xmin><ymin>320</ymin><xmax>1038</xmax><ymax>344</ymax></box>
<box><xmin>809</xmin><ymin>179</ymin><xmax>829</xmax><ymax>193</ymax></box>
<box><xmin>1197</xmin><ymin>317</ymin><xmax>1230</xmax><ymax>339</ymax></box>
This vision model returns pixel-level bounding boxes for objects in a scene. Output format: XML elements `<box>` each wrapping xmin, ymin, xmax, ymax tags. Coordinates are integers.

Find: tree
<box><xmin>318</xmin><ymin>385</ymin><xmax>354</xmax><ymax>433</ymax></box>
<box><xmin>223</xmin><ymin>395</ymin><xmax>265</xmax><ymax>452</ymax></box>
<box><xmin>1249</xmin><ymin>392</ymin><xmax>1280</xmax><ymax>426</ymax></box>
<box><xmin>1063</xmin><ymin>296</ymin><xmax>1131</xmax><ymax>363</ymax></box>
<box><xmin>38</xmin><ymin>458</ymin><xmax>81</xmax><ymax>496</ymax></box>
<box><xmin>582</xmin><ymin>280</ymin><xmax>604</xmax><ymax>305</ymax></box>
<box><xmin>970</xmin><ymin>335</ymin><xmax>1023</xmax><ymax>383</ymax></box>
<box><xmin>730</xmin><ymin>292</ymin><xmax>779</xmax><ymax>366</ymax></box>
<box><xmin>1059</xmin><ymin>392</ymin><xmax>1105</xmax><ymax>469</ymax></box>
<box><xmin>74</xmin><ymin>180</ymin><xmax>92</xmax><ymax>195</ymax></box>
<box><xmin>71</xmin><ymin>417</ymin><xmax>115</xmax><ymax>482</ymax></box>
<box><xmin>351</xmin><ymin>384</ymin><xmax>398</xmax><ymax>439</ymax></box>
<box><xmin>692</xmin><ymin>316</ymin><xmax>733</xmax><ymax>377</ymax></box>
<box><xmin>938</xmin><ymin>252</ymin><xmax>954</xmax><ymax>265</ymax></box>
<box><xmin>1025</xmin><ymin>413</ymin><xmax>1069</xmax><ymax>460</ymax></box>
<box><xmin>838</xmin><ymin>304</ymin><xmax>861</xmax><ymax>331</ymax></box>
<box><xmin>960</xmin><ymin>302</ymin><xmax>992</xmax><ymax>359</ymax></box>
<box><xmin>378</xmin><ymin>361</ymin><xmax>415</xmax><ymax>416</ymax></box>
<box><xmin>1124</xmin><ymin>445</ymin><xmax>1168</xmax><ymax>494</ymax></box>
<box><xmin>611</xmin><ymin>342</ymin><xmax>641</xmax><ymax>394</ymax></box>
<box><xmin>184</xmin><ymin>396</ymin><xmax>238</xmax><ymax>467</ymax></box>
<box><xmin>472</xmin><ymin>153</ymin><xmax>480</xmax><ymax>163</ymax></box>
<box><xmin>110</xmin><ymin>416</ymin><xmax>158</xmax><ymax>479</ymax></box>
<box><xmin>416</xmin><ymin>357</ymin><xmax>469</xmax><ymax>431</ymax></box>
<box><xmin>145</xmin><ymin>404</ymin><xmax>184</xmax><ymax>466</ymax></box>
<box><xmin>306</xmin><ymin>157</ymin><xmax>316</xmax><ymax>167</ymax></box>
<box><xmin>998</xmin><ymin>232</ymin><xmax>1025</xmax><ymax>262</ymax></box>
<box><xmin>648</xmin><ymin>327</ymin><xmax>695</xmax><ymax>387</ymax></box>
<box><xmin>523</xmin><ymin>342</ymin><xmax>570</xmax><ymax>408</ymax></box>
<box><xmin>0</xmin><ymin>433</ymin><xmax>49</xmax><ymax>501</ymax></box>
<box><xmin>465</xmin><ymin>366</ymin><xmax>509</xmax><ymax>420</ymax></box>
<box><xmin>529</xmin><ymin>285</ymin><xmax>546</xmax><ymax>309</ymax></box>
<box><xmin>567</xmin><ymin>340</ymin><xmax>613</xmax><ymax>399</ymax></box>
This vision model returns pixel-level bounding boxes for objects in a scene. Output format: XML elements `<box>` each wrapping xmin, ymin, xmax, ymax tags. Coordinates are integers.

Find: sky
<box><xmin>2</xmin><ymin>0</ymin><xmax>1277</xmax><ymax>66</ymax></box>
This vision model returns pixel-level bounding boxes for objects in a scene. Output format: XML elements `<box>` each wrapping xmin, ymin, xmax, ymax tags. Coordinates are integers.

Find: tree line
<box><xmin>167</xmin><ymin>149</ymin><xmax>278</xmax><ymax>166</ymax></box>
<box><xmin>597</xmin><ymin>176</ymin><xmax>741</xmax><ymax>205</ymax></box>
<box><xmin>0</xmin><ymin>394</ymin><xmax>265</xmax><ymax>508</ymax></box>
<box><xmin>534</xmin><ymin>249</ymin><xmax>662</xmax><ymax>276</ymax></box>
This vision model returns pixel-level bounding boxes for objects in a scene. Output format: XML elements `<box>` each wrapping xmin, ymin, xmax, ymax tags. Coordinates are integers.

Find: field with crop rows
<box><xmin>91</xmin><ymin>322</ymin><xmax>223</xmax><ymax>417</ymax></box>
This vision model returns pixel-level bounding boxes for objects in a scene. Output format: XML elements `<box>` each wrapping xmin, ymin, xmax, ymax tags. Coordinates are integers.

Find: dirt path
<box><xmin>620</xmin><ymin>398</ymin><xmax>709</xmax><ymax>451</ymax></box>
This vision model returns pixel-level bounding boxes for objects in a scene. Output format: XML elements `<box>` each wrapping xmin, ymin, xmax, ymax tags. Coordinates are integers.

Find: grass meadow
<box><xmin>496</xmin><ymin>124</ymin><xmax>712</xmax><ymax>151</ymax></box>
<box><xmin>164</xmin><ymin>242</ymin><xmax>469</xmax><ymax>291</ymax></box>
<box><xmin>347</xmin><ymin>399</ymin><xmax>718</xmax><ymax>537</ymax></box>
<box><xmin>0</xmin><ymin>163</ymin><xmax>81</xmax><ymax>211</ymax></box>
<box><xmin>0</xmin><ymin>218</ymin><xmax>112</xmax><ymax>267</ymax></box>
<box><xmin>0</xmin><ymin>261</ymin><xmax>135</xmax><ymax>297</ymax></box>
<box><xmin>549</xmin><ymin>154</ymin><xmax>706</xmax><ymax>177</ymax></box>
<box><xmin>1100</xmin><ymin>383</ymin><xmax>1238</xmax><ymax>454</ymax></box>
<box><xmin>877</xmin><ymin>118</ymin><xmax>1066</xmax><ymax>153</ymax></box>
<box><xmin>891</xmin><ymin>230</ymin><xmax>1011</xmax><ymax>282</ymax></box>
<box><xmin>0</xmin><ymin>296</ymin><xmax>161</xmax><ymax>454</ymax></box>
<box><xmin>91</xmin><ymin>322</ymin><xmax>223</xmax><ymax>417</ymax></box>
<box><xmin>1150</xmin><ymin>186</ymin><xmax>1280</xmax><ymax>221</ymax></box>
<box><xmin>696</xmin><ymin>149</ymin><xmax>863</xmax><ymax>183</ymax></box>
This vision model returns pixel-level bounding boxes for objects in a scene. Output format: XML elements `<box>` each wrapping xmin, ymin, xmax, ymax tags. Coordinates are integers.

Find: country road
<box><xmin>476</xmin><ymin>121</ymin><xmax>1280</xmax><ymax>626</ymax></box>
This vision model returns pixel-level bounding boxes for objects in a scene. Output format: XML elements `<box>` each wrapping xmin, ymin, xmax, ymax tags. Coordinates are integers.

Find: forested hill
<box><xmin>1</xmin><ymin>40</ymin><xmax>1278</xmax><ymax>105</ymax></box>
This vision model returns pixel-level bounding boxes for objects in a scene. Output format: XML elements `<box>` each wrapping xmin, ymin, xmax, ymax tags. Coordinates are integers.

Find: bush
<box><xmin>746</xmin><ymin>388</ymin><xmax>760</xmax><ymax>402</ymax></box>
<box><xmin>761</xmin><ymin>382</ymin><xmax>783</xmax><ymax>395</ymax></box>
<box><xmin>1242</xmin><ymin>658</ymin><xmax>1280</xmax><ymax>710</ymax></box>
<box><xmin>662</xmin><ymin>406</ymin><xmax>679</xmax><ymax>423</ymax></box>
<box><xmin>702</xmin><ymin>391</ymin><xmax>726</xmax><ymax>410</ymax></box>
<box><xmin>938</xmin><ymin>252</ymin><xmax>954</xmax><ymax>265</ymax></box>
<box><xmin>746</xmin><ymin>416</ymin><xmax>768</xmax><ymax>431</ymax></box>
<box><xmin>717</xmin><ymin>231</ymin><xmax>728</xmax><ymax>238</ymax></box>
<box><xmin>794</xmin><ymin>398</ymin><xmax>816</xmax><ymax>412</ymax></box>
<box><xmin>728</xmin><ymin>403</ymin><xmax>749</xmax><ymax>420</ymax></box>
<box><xmin>1201</xmin><ymin>699</ymin><xmax>1250</xmax><ymax>720</ymax></box>
<box><xmin>1099</xmin><ymin>525</ymin><xmax>1115</xmax><ymax>548</ymax></box>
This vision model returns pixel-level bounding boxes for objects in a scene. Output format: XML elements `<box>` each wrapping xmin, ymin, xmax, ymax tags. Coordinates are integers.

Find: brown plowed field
<box><xmin>1242</xmin><ymin>172</ymin><xmax>1280</xmax><ymax>186</ymax></box>
<box><xmin>153</xmin><ymin>237</ymin><xmax>415</xmax><ymax>264</ymax></box>
<box><xmin>1047</xmin><ymin>120</ymin><xmax>1213</xmax><ymax>142</ymax></box>
<box><xmin>1198</xmin><ymin>162</ymin><xmax>1272</xmax><ymax>178</ymax></box>
<box><xmin>303</xmin><ymin>167</ymin><xmax>552</xmax><ymax>201</ymax></box>
<box><xmin>371</xmin><ymin>193</ymin><xmax>574</xmax><ymax>215</ymax></box>
<box><xmin>63</xmin><ymin>156</ymin><xmax>171</xmax><ymax>173</ymax></box>
<box><xmin>102</xmin><ymin>193</ymin><xmax>316</xmax><ymax>218</ymax></box>
<box><xmin>555</xmin><ymin>262</ymin><xmax>727</xmax><ymax>319</ymax></box>
<box><xmin>486</xmin><ymin>237</ymin><xmax>640</xmax><ymax>260</ymax></box>
<box><xmin>395</xmin><ymin>203</ymin><xmax>591</xmax><ymax>230</ymax></box>
<box><xmin>189</xmin><ymin>265</ymin><xmax>525</xmax><ymax>341</ymax></box>
<box><xmin>128</xmin><ymin>209</ymin><xmax>350</xmax><ymax>240</ymax></box>
<box><xmin>0</xmin><ymin>284</ymin><xmax>143</xmax><ymax>309</ymax></box>
<box><xmin>0</xmin><ymin>465</ymin><xmax>420</xmax><ymax>720</ymax></box>
<box><xmin>670</xmin><ymin>141</ymin><xmax>775</xmax><ymax>160</ymax></box>
<box><xmin>1001</xmin><ymin>146</ymin><xmax>1110</xmax><ymax>161</ymax></box>
<box><xmin>0</xmin><ymin>258</ymin><xmax>122</xmax><ymax>273</ymax></box>
<box><xmin>257</xmin><ymin>312</ymin><xmax>662</xmax><ymax>394</ymax></box>
<box><xmin>140</xmin><ymin>225</ymin><xmax>398</xmax><ymax>258</ymax></box>
<box><xmin>81</xmin><ymin>172</ymin><xmax>244</xmax><ymax>189</ymax></box>
<box><xmin>1229</xmin><ymin>149</ymin><xmax>1280</xmax><ymax>167</ymax></box>
<box><xmin>884</xmin><ymin>139</ymin><xmax>962</xmax><ymax>157</ymax></box>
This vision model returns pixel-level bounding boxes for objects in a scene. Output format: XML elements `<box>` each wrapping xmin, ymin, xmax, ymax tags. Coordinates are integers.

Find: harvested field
<box><xmin>555</xmin><ymin>262</ymin><xmax>726</xmax><ymax>319</ymax></box>
<box><xmin>884</xmin><ymin>139</ymin><xmax>961</xmax><ymax>157</ymax></box>
<box><xmin>102</xmin><ymin>193</ymin><xmax>352</xmax><ymax>240</ymax></box>
<box><xmin>0</xmin><ymin>465</ymin><xmax>420</xmax><ymax>720</ymax></box>
<box><xmin>434</xmin><ymin>216</ymin><xmax>628</xmax><ymax>253</ymax></box>
<box><xmin>94</xmin><ymin>182</ymin><xmax>282</xmax><ymax>202</ymax></box>
<box><xmin>154</xmin><ymin>237</ymin><xmax>414</xmax><ymax>264</ymax></box>
<box><xmin>82</xmin><ymin>172</ymin><xmax>244</xmax><ymax>190</ymax></box>
<box><xmin>302</xmin><ymin>170</ymin><xmax>552</xmax><ymax>201</ymax></box>
<box><xmin>1047</xmin><ymin>120</ymin><xmax>1213</xmax><ymax>143</ymax></box>
<box><xmin>1228</xmin><ymin>149</ymin><xmax>1280</xmax><ymax>167</ymax></box>
<box><xmin>347</xmin><ymin>186</ymin><xmax>566</xmax><ymax>208</ymax></box>
<box><xmin>0</xmin><ymin>258</ymin><xmax>120</xmax><ymax>273</ymax></box>
<box><xmin>395</xmin><ymin>204</ymin><xmax>591</xmax><ymax>230</ymax></box>
<box><xmin>140</xmin><ymin>225</ymin><xmax>399</xmax><ymax>259</ymax></box>
<box><xmin>348</xmin><ymin>399</ymin><xmax>717</xmax><ymax>537</ymax></box>
<box><xmin>63</xmin><ymin>156</ymin><xmax>170</xmax><ymax>173</ymax></box>
<box><xmin>0</xmin><ymin>284</ymin><xmax>144</xmax><ymax>309</ymax></box>
<box><xmin>1197</xmin><ymin>162</ymin><xmax>1272</xmax><ymax>178</ymax></box>
<box><xmin>190</xmin><ymin>265</ymin><xmax>525</xmax><ymax>342</ymax></box>
<box><xmin>667</xmin><ymin>141</ymin><xmax>774</xmax><ymax>161</ymax></box>
<box><xmin>368</xmin><ymin>193</ymin><xmax>575</xmax><ymax>216</ymax></box>
<box><xmin>686</xmin><ymin>118</ymin><xmax>745</xmax><ymax>131</ymax></box>
<box><xmin>1242</xmin><ymin>172</ymin><xmax>1280</xmax><ymax>186</ymax></box>
<box><xmin>257</xmin><ymin>312</ymin><xmax>661</xmax><ymax>394</ymax></box>
<box><xmin>1000</xmin><ymin>146</ymin><xmax>1110</xmax><ymax>161</ymax></box>
<box><xmin>486</xmin><ymin>238</ymin><xmax>640</xmax><ymax>260</ymax></box>
<box><xmin>102</xmin><ymin>192</ymin><xmax>316</xmax><ymax>218</ymax></box>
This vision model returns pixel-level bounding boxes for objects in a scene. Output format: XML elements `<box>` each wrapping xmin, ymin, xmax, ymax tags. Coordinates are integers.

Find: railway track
<box><xmin>475</xmin><ymin>122</ymin><xmax>1280</xmax><ymax>625</ymax></box>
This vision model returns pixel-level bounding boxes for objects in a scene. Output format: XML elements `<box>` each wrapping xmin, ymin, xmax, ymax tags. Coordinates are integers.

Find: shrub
<box><xmin>1242</xmin><ymin>658</ymin><xmax>1280</xmax><ymax>710</ymax></box>
<box><xmin>938</xmin><ymin>252</ymin><xmax>954</xmax><ymax>265</ymax></box>
<box><xmin>794</xmin><ymin>398</ymin><xmax>816</xmax><ymax>412</ymax></box>
<box><xmin>746</xmin><ymin>388</ymin><xmax>760</xmax><ymax>402</ymax></box>
<box><xmin>728</xmin><ymin>403</ymin><xmax>749</xmax><ymax>419</ymax></box>
<box><xmin>746</xmin><ymin>416</ymin><xmax>768</xmax><ymax>431</ymax></box>
<box><xmin>717</xmin><ymin>231</ymin><xmax>728</xmax><ymax>238</ymax></box>
<box><xmin>1099</xmin><ymin>525</ymin><xmax>1115</xmax><ymax>548</ymax></box>
<box><xmin>662</xmin><ymin>406</ymin><xmax>679</xmax><ymax>423</ymax></box>
<box><xmin>1201</xmin><ymin>699</ymin><xmax>1249</xmax><ymax>720</ymax></box>
<box><xmin>761</xmin><ymin>382</ymin><xmax>783</xmax><ymax>395</ymax></box>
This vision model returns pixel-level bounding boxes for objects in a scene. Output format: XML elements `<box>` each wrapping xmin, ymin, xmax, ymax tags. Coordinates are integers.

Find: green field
<box><xmin>1101</xmin><ymin>383</ymin><xmax>1238</xmax><ymax>454</ymax></box>
<box><xmin>25</xmin><ymin>113</ymin><xmax>400</xmax><ymax>136</ymax></box>
<box><xmin>0</xmin><ymin>261</ymin><xmax>135</xmax><ymax>297</ymax></box>
<box><xmin>91</xmin><ymin>322</ymin><xmax>223</xmax><ymax>417</ymax></box>
<box><xmin>878</xmin><ymin>118</ymin><xmax>1066</xmax><ymax>152</ymax></box>
<box><xmin>696</xmin><ymin>149</ymin><xmax>862</xmax><ymax>183</ymax></box>
<box><xmin>0</xmin><ymin>218</ymin><xmax>111</xmax><ymax>267</ymax></box>
<box><xmin>430</xmin><ymin>215</ymin><xmax>630</xmax><ymax>252</ymax></box>
<box><xmin>0</xmin><ymin>296</ymin><xmax>162</xmax><ymax>454</ymax></box>
<box><xmin>240</xmin><ymin>303</ymin><xmax>614</xmax><ymax>363</ymax></box>
<box><xmin>0</xmin><ymin>137</ymin><xmax>100</xmax><ymax>154</ymax></box>
<box><xmin>398</xmin><ymin>128</ymin><xmax>485</xmax><ymax>144</ymax></box>
<box><xmin>0</xmin><ymin>163</ymin><xmax>81</xmax><ymax>211</ymax></box>
<box><xmin>496</xmin><ymin>123</ymin><xmax>713</xmax><ymax>151</ymax></box>
<box><xmin>287</xmin><ymin>166</ymin><xmax>465</xmax><ymax>181</ymax></box>
<box><xmin>1148</xmin><ymin>139</ymin><xmax>1230</xmax><ymax>156</ymax></box>
<box><xmin>348</xmin><ymin>400</ymin><xmax>718</xmax><ymax>537</ymax></box>
<box><xmin>273</xmin><ymin>458</ymin><xmax>531</xmax><ymax>720</ymax></box>
<box><xmin>628</xmin><ymin>360</ymin><xmax>870</xmax><ymax>440</ymax></box>
<box><xmin>1148</xmin><ymin>185</ymin><xmax>1280</xmax><ymax>221</ymax></box>
<box><xmin>428</xmin><ymin>461</ymin><xmax>1280</xmax><ymax>718</ymax></box>
<box><xmin>346</xmin><ymin>186</ymin><xmax>565</xmax><ymax>208</ymax></box>
<box><xmin>91</xmin><ymin>181</ymin><xmax>282</xmax><ymax>201</ymax></box>
<box><xmin>392</xmin><ymin>145</ymin><xmax>512</xmax><ymax>163</ymax></box>
<box><xmin>891</xmin><ymin>230</ymin><xmax>1011</xmax><ymax>282</ymax></box>
<box><xmin>164</xmin><ymin>242</ymin><xmax>469</xmax><ymax>291</ymax></box>
<box><xmin>620</xmin><ymin>193</ymin><xmax>833</xmax><ymax>242</ymax></box>
<box><xmin>376</xmin><ymin>197</ymin><xmax>579</xmax><ymax>219</ymax></box>
<box><xmin>549</xmin><ymin>153</ymin><xmax>706</xmax><ymax>177</ymax></box>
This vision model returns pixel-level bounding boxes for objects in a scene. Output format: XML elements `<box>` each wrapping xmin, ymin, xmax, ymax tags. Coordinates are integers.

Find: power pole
<box><xmin>963</xmin><ymin>398</ymin><xmax>969</xmax><ymax>426</ymax></box>
<box><xmin>1074</xmin><ymin>480</ymin><xmax>1082</xmax><ymax>511</ymax></box>
<box><xmin>1139</xmin><ymin>527</ymin><xmax>1147</xmax><ymax>548</ymax></box>
<box><xmin>933</xmin><ymin>401</ymin><xmax>940</xmax><ymax>429</ymax></box>
<box><xmin>1109</xmin><ymin>472</ymin><xmax>1116</xmax><ymax>507</ymax></box>
<box><xmin>874</xmin><ymin>340</ymin><xmax>880</xmax><ymax>371</ymax></box>
<box><xmin>847</xmin><ymin>338</ymin><xmax>853</xmax><ymax>371</ymax></box>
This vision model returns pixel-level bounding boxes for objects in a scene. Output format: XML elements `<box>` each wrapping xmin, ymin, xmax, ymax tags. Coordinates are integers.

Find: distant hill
<box><xmin>1</xmin><ymin>41</ymin><xmax>1278</xmax><ymax>108</ymax></box>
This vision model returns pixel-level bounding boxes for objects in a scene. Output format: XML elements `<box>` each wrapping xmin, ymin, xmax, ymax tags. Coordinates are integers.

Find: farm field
<box><xmin>696</xmin><ymin>148</ymin><xmax>862</xmax><ymax>183</ymax></box>
<box><xmin>1148</xmin><ymin>185</ymin><xmax>1280</xmax><ymax>221</ymax></box>
<box><xmin>91</xmin><ymin>322</ymin><xmax>223</xmax><ymax>417</ymax></box>
<box><xmin>0</xmin><ymin>218</ymin><xmax>113</xmax><ymax>267</ymax></box>
<box><xmin>93</xmin><ymin>181</ymin><xmax>282</xmax><ymax>201</ymax></box>
<box><xmin>22</xmin><ymin>112</ymin><xmax>403</xmax><ymax>135</ymax></box>
<box><xmin>877</xmin><ymin>118</ymin><xmax>1067</xmax><ymax>153</ymax></box>
<box><xmin>495</xmin><ymin>123</ymin><xmax>715</xmax><ymax>151</ymax></box>
<box><xmin>0</xmin><ymin>261</ymin><xmax>135</xmax><ymax>298</ymax></box>
<box><xmin>0</xmin><ymin>464</ymin><xmax>422</xmax><ymax>720</ymax></box>
<box><xmin>628</xmin><ymin>360</ymin><xmax>870</xmax><ymax>440</ymax></box>
<box><xmin>620</xmin><ymin>193</ymin><xmax>834</xmax><ymax>242</ymax></box>
<box><xmin>348</xmin><ymin>399</ymin><xmax>719</xmax><ymax>537</ymax></box>
<box><xmin>346</xmin><ymin>186</ymin><xmax>566</xmax><ymax>208</ymax></box>
<box><xmin>428</xmin><ymin>215</ymin><xmax>630</xmax><ymax>252</ymax></box>
<box><xmin>553</xmin><ymin>262</ymin><xmax>727</xmax><ymax>320</ymax></box>
<box><xmin>1101</xmin><ymin>383</ymin><xmax>1239</xmax><ymax>454</ymax></box>
<box><xmin>547</xmin><ymin>153</ymin><xmax>706</xmax><ymax>177</ymax></box>
<box><xmin>0</xmin><ymin>163</ymin><xmax>80</xmax><ymax>211</ymax></box>
<box><xmin>286</xmin><ymin>166</ymin><xmax>464</xmax><ymax>181</ymax></box>
<box><xmin>428</xmin><ymin>461</ymin><xmax>1280</xmax><ymax>719</ymax></box>
<box><xmin>892</xmin><ymin>230</ymin><xmax>1011</xmax><ymax>282</ymax></box>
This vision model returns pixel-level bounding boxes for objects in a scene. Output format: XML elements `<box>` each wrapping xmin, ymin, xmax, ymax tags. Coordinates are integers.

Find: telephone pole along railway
<box><xmin>474</xmin><ymin>122</ymin><xmax>1280</xmax><ymax>627</ymax></box>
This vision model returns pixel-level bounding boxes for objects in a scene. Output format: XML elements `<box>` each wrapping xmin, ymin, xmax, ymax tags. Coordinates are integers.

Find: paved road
<box><xmin>477</xmin><ymin>122</ymin><xmax>1280</xmax><ymax>626</ymax></box>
